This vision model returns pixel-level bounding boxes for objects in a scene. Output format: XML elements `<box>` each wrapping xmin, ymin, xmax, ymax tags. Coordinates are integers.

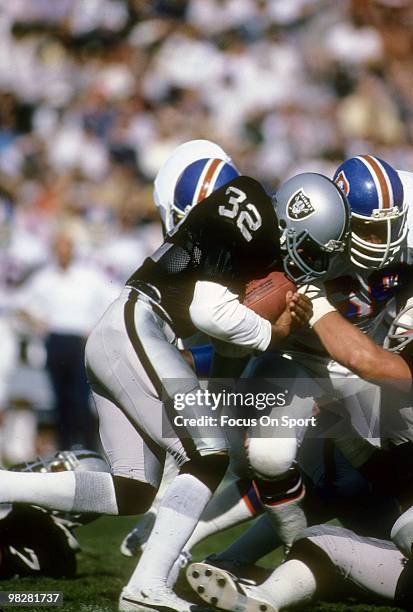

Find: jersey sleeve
<box><xmin>189</xmin><ymin>280</ymin><xmax>272</xmax><ymax>352</ymax></box>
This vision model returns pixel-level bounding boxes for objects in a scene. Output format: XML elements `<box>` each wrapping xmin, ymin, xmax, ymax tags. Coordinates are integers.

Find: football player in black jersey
<box><xmin>0</xmin><ymin>151</ymin><xmax>350</xmax><ymax>611</ymax></box>
<box><xmin>95</xmin><ymin>169</ymin><xmax>349</xmax><ymax>612</ymax></box>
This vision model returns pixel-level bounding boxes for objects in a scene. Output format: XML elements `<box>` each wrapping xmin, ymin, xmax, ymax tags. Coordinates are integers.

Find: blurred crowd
<box><xmin>0</xmin><ymin>0</ymin><xmax>412</xmax><ymax>461</ymax></box>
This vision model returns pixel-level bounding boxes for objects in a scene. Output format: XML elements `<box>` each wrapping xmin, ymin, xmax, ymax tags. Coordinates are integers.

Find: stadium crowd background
<box><xmin>0</xmin><ymin>0</ymin><xmax>412</xmax><ymax>462</ymax></box>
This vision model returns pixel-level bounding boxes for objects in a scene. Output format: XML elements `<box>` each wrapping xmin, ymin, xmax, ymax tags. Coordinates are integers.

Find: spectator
<box><xmin>18</xmin><ymin>231</ymin><xmax>118</xmax><ymax>450</ymax></box>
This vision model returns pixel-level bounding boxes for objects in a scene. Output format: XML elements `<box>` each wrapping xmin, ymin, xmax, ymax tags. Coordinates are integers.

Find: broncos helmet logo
<box><xmin>335</xmin><ymin>170</ymin><xmax>350</xmax><ymax>196</ymax></box>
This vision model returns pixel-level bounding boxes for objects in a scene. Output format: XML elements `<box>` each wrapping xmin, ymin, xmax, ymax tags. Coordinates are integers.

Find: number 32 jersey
<box><xmin>128</xmin><ymin>176</ymin><xmax>281</xmax><ymax>338</ymax></box>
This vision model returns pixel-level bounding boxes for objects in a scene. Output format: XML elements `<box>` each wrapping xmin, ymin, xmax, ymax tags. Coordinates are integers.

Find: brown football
<box><xmin>244</xmin><ymin>271</ymin><xmax>297</xmax><ymax>322</ymax></box>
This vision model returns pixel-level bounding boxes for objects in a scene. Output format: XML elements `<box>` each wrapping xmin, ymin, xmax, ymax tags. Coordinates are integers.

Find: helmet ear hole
<box><xmin>279</xmin><ymin>219</ymin><xmax>287</xmax><ymax>229</ymax></box>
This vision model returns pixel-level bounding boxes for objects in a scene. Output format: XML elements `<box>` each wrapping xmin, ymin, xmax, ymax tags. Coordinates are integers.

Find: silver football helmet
<box><xmin>10</xmin><ymin>449</ymin><xmax>110</xmax><ymax>475</ymax></box>
<box><xmin>384</xmin><ymin>303</ymin><xmax>413</xmax><ymax>353</ymax></box>
<box><xmin>273</xmin><ymin>172</ymin><xmax>351</xmax><ymax>284</ymax></box>
<box><xmin>9</xmin><ymin>450</ymin><xmax>110</xmax><ymax>527</ymax></box>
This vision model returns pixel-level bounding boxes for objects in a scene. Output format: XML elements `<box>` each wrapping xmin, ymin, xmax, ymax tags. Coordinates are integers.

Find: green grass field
<box><xmin>0</xmin><ymin>515</ymin><xmax>404</xmax><ymax>612</ymax></box>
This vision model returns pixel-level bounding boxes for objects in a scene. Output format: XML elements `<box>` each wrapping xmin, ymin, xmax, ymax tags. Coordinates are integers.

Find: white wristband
<box><xmin>309</xmin><ymin>297</ymin><xmax>337</xmax><ymax>327</ymax></box>
<box><xmin>298</xmin><ymin>283</ymin><xmax>337</xmax><ymax>327</ymax></box>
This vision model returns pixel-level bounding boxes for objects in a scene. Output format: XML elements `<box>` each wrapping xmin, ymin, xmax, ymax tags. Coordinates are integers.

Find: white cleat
<box><xmin>119</xmin><ymin>585</ymin><xmax>211</xmax><ymax>612</ymax></box>
<box><xmin>187</xmin><ymin>562</ymin><xmax>278</xmax><ymax>612</ymax></box>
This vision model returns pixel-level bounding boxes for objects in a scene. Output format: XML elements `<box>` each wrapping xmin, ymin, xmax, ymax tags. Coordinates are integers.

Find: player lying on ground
<box><xmin>0</xmin><ymin>450</ymin><xmax>108</xmax><ymax>580</ymax></box>
<box><xmin>187</xmin><ymin>523</ymin><xmax>413</xmax><ymax>612</ymax></box>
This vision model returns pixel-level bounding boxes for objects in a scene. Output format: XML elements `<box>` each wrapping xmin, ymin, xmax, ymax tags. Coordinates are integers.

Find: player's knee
<box><xmin>247</xmin><ymin>437</ymin><xmax>297</xmax><ymax>480</ymax></box>
<box><xmin>254</xmin><ymin>465</ymin><xmax>304</xmax><ymax>506</ymax></box>
<box><xmin>113</xmin><ymin>475</ymin><xmax>156</xmax><ymax>515</ymax></box>
<box><xmin>180</xmin><ymin>453</ymin><xmax>229</xmax><ymax>492</ymax></box>
<box><xmin>391</xmin><ymin>507</ymin><xmax>413</xmax><ymax>559</ymax></box>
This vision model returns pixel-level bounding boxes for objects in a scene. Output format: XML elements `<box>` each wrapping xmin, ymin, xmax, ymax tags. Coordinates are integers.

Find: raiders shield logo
<box><xmin>286</xmin><ymin>189</ymin><xmax>316</xmax><ymax>220</ymax></box>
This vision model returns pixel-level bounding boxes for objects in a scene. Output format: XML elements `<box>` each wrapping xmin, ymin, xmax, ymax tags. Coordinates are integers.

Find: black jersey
<box><xmin>127</xmin><ymin>176</ymin><xmax>282</xmax><ymax>337</ymax></box>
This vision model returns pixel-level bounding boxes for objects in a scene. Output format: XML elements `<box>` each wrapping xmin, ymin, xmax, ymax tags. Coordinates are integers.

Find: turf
<box><xmin>0</xmin><ymin>515</ymin><xmax>404</xmax><ymax>612</ymax></box>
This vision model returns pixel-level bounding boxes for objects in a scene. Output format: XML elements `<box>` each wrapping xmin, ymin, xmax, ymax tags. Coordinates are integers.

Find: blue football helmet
<box><xmin>153</xmin><ymin>140</ymin><xmax>233</xmax><ymax>233</ymax></box>
<box><xmin>171</xmin><ymin>158</ymin><xmax>240</xmax><ymax>229</ymax></box>
<box><xmin>334</xmin><ymin>155</ymin><xmax>406</xmax><ymax>269</ymax></box>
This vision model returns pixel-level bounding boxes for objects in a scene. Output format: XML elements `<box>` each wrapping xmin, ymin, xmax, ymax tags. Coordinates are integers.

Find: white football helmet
<box><xmin>153</xmin><ymin>139</ymin><xmax>233</xmax><ymax>233</ymax></box>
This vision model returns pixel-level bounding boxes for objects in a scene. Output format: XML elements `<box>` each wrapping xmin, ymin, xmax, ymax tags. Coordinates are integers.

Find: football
<box><xmin>244</xmin><ymin>271</ymin><xmax>297</xmax><ymax>322</ymax></box>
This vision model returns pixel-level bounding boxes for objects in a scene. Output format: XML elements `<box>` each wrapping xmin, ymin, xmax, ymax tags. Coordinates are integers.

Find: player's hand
<box><xmin>269</xmin><ymin>291</ymin><xmax>312</xmax><ymax>346</ymax></box>
<box><xmin>289</xmin><ymin>291</ymin><xmax>313</xmax><ymax>327</ymax></box>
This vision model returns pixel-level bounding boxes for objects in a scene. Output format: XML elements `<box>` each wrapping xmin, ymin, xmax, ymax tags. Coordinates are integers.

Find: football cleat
<box><xmin>187</xmin><ymin>563</ymin><xmax>278</xmax><ymax>612</ymax></box>
<box><xmin>120</xmin><ymin>530</ymin><xmax>141</xmax><ymax>558</ymax></box>
<box><xmin>119</xmin><ymin>585</ymin><xmax>212</xmax><ymax>612</ymax></box>
<box><xmin>202</xmin><ymin>554</ymin><xmax>271</xmax><ymax>587</ymax></box>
